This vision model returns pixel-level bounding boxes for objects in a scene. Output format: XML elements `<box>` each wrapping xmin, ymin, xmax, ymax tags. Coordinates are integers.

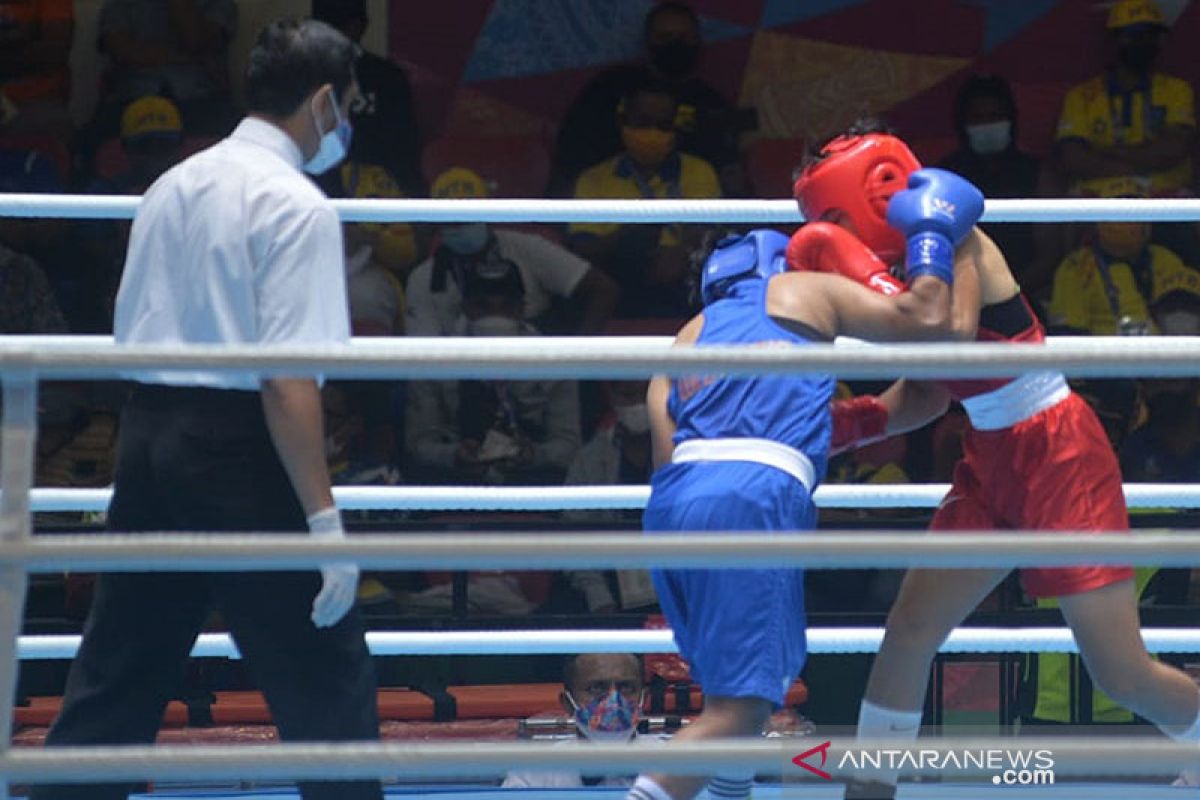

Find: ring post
<box><xmin>0</xmin><ymin>373</ymin><xmax>37</xmax><ymax>800</ymax></box>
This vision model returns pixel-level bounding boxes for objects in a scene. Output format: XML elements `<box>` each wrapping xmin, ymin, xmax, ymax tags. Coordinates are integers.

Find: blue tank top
<box><xmin>667</xmin><ymin>276</ymin><xmax>835</xmax><ymax>481</ymax></box>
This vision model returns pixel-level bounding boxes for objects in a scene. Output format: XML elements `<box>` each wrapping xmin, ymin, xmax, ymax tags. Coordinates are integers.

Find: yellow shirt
<box><xmin>570</xmin><ymin>152</ymin><xmax>720</xmax><ymax>245</ymax></box>
<box><xmin>1048</xmin><ymin>244</ymin><xmax>1200</xmax><ymax>335</ymax></box>
<box><xmin>1056</xmin><ymin>73</ymin><xmax>1195</xmax><ymax>194</ymax></box>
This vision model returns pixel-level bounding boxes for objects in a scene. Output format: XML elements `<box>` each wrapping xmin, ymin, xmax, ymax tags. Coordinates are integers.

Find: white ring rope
<box><xmin>4</xmin><ymin>194</ymin><xmax>1200</xmax><ymax>223</ymax></box>
<box><xmin>8</xmin><ymin>336</ymin><xmax>1200</xmax><ymax>380</ymax></box>
<box><xmin>1</xmin><ymin>738</ymin><xmax>1196</xmax><ymax>782</ymax></box>
<box><xmin>14</xmin><ymin>627</ymin><xmax>1200</xmax><ymax>661</ymax></box>
<box><xmin>4</xmin><ymin>199</ymin><xmax>1200</xmax><ymax>789</ymax></box>
<box><xmin>11</xmin><ymin>532</ymin><xmax>1200</xmax><ymax>571</ymax></box>
<box><xmin>23</xmin><ymin>483</ymin><xmax>1200</xmax><ymax>511</ymax></box>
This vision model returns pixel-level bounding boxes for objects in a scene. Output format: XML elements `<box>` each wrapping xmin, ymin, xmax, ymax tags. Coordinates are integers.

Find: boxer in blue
<box><xmin>625</xmin><ymin>164</ymin><xmax>985</xmax><ymax>800</ymax></box>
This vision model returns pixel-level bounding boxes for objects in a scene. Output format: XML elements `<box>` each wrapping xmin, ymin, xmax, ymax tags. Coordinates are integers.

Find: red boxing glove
<box><xmin>785</xmin><ymin>221</ymin><xmax>905</xmax><ymax>297</ymax></box>
<box><xmin>830</xmin><ymin>395</ymin><xmax>890</xmax><ymax>456</ymax></box>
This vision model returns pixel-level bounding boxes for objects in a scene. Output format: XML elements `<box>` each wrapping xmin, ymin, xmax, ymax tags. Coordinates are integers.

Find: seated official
<box><xmin>504</xmin><ymin>653</ymin><xmax>655</xmax><ymax>789</ymax></box>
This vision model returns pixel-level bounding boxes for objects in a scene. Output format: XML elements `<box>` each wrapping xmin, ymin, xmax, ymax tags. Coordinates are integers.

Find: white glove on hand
<box><xmin>307</xmin><ymin>507</ymin><xmax>358</xmax><ymax>628</ymax></box>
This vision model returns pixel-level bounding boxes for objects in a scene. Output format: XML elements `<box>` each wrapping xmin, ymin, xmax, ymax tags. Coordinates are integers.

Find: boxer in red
<box><xmin>790</xmin><ymin>123</ymin><xmax>1200</xmax><ymax>798</ymax></box>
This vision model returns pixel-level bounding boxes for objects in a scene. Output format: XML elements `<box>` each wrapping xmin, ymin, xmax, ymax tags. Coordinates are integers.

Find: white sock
<box><xmin>627</xmin><ymin>775</ymin><xmax>673</xmax><ymax>800</ymax></box>
<box><xmin>855</xmin><ymin>699</ymin><xmax>922</xmax><ymax>786</ymax></box>
<box><xmin>1170</xmin><ymin>691</ymin><xmax>1200</xmax><ymax>743</ymax></box>
<box><xmin>707</xmin><ymin>770</ymin><xmax>753</xmax><ymax>800</ymax></box>
<box><xmin>1169</xmin><ymin>691</ymin><xmax>1200</xmax><ymax>786</ymax></box>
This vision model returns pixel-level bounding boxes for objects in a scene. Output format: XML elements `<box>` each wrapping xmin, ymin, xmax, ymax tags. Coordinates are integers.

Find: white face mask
<box><xmin>304</xmin><ymin>90</ymin><xmax>352</xmax><ymax>175</ymax></box>
<box><xmin>615</xmin><ymin>403</ymin><xmax>650</xmax><ymax>434</ymax></box>
<box><xmin>1159</xmin><ymin>310</ymin><xmax>1200</xmax><ymax>336</ymax></box>
<box><xmin>965</xmin><ymin>119</ymin><xmax>1012</xmax><ymax>156</ymax></box>
<box><xmin>468</xmin><ymin>315</ymin><xmax>524</xmax><ymax>337</ymax></box>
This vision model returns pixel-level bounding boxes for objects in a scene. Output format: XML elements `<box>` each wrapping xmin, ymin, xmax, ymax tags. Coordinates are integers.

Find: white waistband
<box><xmin>671</xmin><ymin>437</ymin><xmax>816</xmax><ymax>492</ymax></box>
<box><xmin>961</xmin><ymin>371</ymin><xmax>1070</xmax><ymax>431</ymax></box>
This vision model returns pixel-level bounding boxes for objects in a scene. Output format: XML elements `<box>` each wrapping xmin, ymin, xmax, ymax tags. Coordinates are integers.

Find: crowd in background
<box><xmin>4</xmin><ymin>0</ymin><xmax>1200</xmax><ymax>626</ymax></box>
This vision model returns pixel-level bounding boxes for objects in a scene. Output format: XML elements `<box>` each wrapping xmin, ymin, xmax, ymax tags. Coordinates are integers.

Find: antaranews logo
<box><xmin>792</xmin><ymin>742</ymin><xmax>1055</xmax><ymax>786</ymax></box>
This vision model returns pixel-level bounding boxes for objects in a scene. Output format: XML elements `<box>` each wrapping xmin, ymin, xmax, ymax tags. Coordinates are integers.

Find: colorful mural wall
<box><xmin>391</xmin><ymin>0</ymin><xmax>1200</xmax><ymax>186</ymax></box>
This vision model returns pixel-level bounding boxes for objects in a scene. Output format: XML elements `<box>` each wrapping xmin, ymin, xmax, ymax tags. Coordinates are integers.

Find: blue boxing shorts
<box><xmin>643</xmin><ymin>459</ymin><xmax>814</xmax><ymax>708</ymax></box>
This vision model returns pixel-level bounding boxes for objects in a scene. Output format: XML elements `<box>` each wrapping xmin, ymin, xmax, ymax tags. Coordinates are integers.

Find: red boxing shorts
<box><xmin>931</xmin><ymin>391</ymin><xmax>1133</xmax><ymax>598</ymax></box>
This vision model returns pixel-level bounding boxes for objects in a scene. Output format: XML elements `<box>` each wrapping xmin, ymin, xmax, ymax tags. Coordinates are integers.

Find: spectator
<box><xmin>0</xmin><ymin>215</ymin><xmax>66</xmax><ymax>335</ymax></box>
<box><xmin>552</xmin><ymin>1</ymin><xmax>747</xmax><ymax>196</ymax></box>
<box><xmin>1122</xmin><ymin>378</ymin><xmax>1200</xmax><ymax>481</ymax></box>
<box><xmin>1073</xmin><ymin>378</ymin><xmax>1143</xmax><ymax>452</ymax></box>
<box><xmin>91</xmin><ymin>0</ymin><xmax>239</xmax><ymax>144</ymax></box>
<box><xmin>1056</xmin><ymin>0</ymin><xmax>1195</xmax><ymax>196</ymax></box>
<box><xmin>1048</xmin><ymin>176</ymin><xmax>1200</xmax><ymax>335</ymax></box>
<box><xmin>570</xmin><ymin>81</ymin><xmax>719</xmax><ymax>318</ymax></box>
<box><xmin>0</xmin><ymin>0</ymin><xmax>73</xmax><ymax>137</ymax></box>
<box><xmin>938</xmin><ymin>74</ymin><xmax>1057</xmax><ymax>295</ymax></box>
<box><xmin>99</xmin><ymin>95</ymin><xmax>187</xmax><ymax>194</ymax></box>
<box><xmin>565</xmin><ymin>381</ymin><xmax>653</xmax><ymax>521</ymax></box>
<box><xmin>311</xmin><ymin>0</ymin><xmax>422</xmax><ymax>198</ymax></box>
<box><xmin>406</xmin><ymin>167</ymin><xmax>617</xmax><ymax>335</ymax></box>
<box><xmin>0</xmin><ymin>145</ymin><xmax>101</xmax><ymax>331</ymax></box>
<box><xmin>337</xmin><ymin>162</ymin><xmax>421</xmax><ymax>296</ymax></box>
<box><xmin>76</xmin><ymin>96</ymin><xmax>187</xmax><ymax>330</ymax></box>
<box><xmin>340</xmin><ymin>163</ymin><xmax>411</xmax><ymax>335</ymax></box>
<box><xmin>504</xmin><ymin>653</ymin><xmax>650</xmax><ymax>788</ymax></box>
<box><xmin>563</xmin><ymin>380</ymin><xmax>657</xmax><ymax>614</ymax></box>
<box><xmin>322</xmin><ymin>166</ymin><xmax>407</xmax><ymax>488</ymax></box>
<box><xmin>405</xmin><ymin>256</ymin><xmax>581</xmax><ymax>485</ymax></box>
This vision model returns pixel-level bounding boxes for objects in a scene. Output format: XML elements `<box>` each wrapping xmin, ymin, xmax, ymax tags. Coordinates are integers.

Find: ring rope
<box><xmin>2</xmin><ymin>738</ymin><xmax>1196</xmax><ymax>782</ymax></box>
<box><xmin>4</xmin><ymin>194</ymin><xmax>1200</xmax><ymax>223</ymax></box>
<box><xmin>9</xmin><ymin>532</ymin><xmax>1200</xmax><ymax>571</ymax></box>
<box><xmin>15</xmin><ymin>627</ymin><xmax>1200</xmax><ymax>661</ymax></box>
<box><xmin>24</xmin><ymin>483</ymin><xmax>1200</xmax><ymax>511</ymax></box>
<box><xmin>4</xmin><ymin>200</ymin><xmax>1200</xmax><ymax>790</ymax></box>
<box><xmin>5</xmin><ymin>337</ymin><xmax>1200</xmax><ymax>380</ymax></box>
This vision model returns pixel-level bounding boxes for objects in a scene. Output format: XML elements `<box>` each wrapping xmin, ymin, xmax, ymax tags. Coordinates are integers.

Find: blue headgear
<box><xmin>700</xmin><ymin>229</ymin><xmax>790</xmax><ymax>306</ymax></box>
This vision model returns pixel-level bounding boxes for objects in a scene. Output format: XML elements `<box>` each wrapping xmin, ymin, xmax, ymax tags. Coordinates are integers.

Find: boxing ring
<box><xmin>4</xmin><ymin>196</ymin><xmax>1200</xmax><ymax>798</ymax></box>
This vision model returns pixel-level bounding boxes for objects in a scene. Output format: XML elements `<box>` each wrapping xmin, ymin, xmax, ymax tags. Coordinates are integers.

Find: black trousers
<box><xmin>32</xmin><ymin>385</ymin><xmax>382</xmax><ymax>800</ymax></box>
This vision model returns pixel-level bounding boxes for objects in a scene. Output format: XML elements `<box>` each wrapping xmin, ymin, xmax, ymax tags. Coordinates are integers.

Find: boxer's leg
<box><xmin>1059</xmin><ymin>578</ymin><xmax>1200</xmax><ymax>731</ymax></box>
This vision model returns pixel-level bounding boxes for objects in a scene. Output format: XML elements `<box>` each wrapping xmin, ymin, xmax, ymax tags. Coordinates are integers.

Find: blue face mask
<box><xmin>565</xmin><ymin>688</ymin><xmax>641</xmax><ymax>742</ymax></box>
<box><xmin>303</xmin><ymin>90</ymin><xmax>353</xmax><ymax>175</ymax></box>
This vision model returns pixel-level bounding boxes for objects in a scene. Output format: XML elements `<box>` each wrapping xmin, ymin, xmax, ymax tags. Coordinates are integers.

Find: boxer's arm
<box><xmin>832</xmin><ymin>272</ymin><xmax>954</xmax><ymax>341</ymax></box>
<box><xmin>649</xmin><ymin>314</ymin><xmax>703</xmax><ymax>470</ymax></box>
<box><xmin>769</xmin><ymin>270</ymin><xmax>952</xmax><ymax>341</ymax></box>
<box><xmin>878</xmin><ymin>379</ymin><xmax>952</xmax><ymax>435</ymax></box>
<box><xmin>949</xmin><ymin>230</ymin><xmax>983</xmax><ymax>341</ymax></box>
<box><xmin>647</xmin><ymin>375</ymin><xmax>675</xmax><ymax>470</ymax></box>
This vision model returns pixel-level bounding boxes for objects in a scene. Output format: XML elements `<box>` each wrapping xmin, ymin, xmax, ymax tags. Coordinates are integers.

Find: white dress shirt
<box><xmin>115</xmin><ymin>117</ymin><xmax>350</xmax><ymax>389</ymax></box>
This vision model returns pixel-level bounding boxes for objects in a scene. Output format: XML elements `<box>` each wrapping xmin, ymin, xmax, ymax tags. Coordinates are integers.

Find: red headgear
<box><xmin>792</xmin><ymin>134</ymin><xmax>921</xmax><ymax>264</ymax></box>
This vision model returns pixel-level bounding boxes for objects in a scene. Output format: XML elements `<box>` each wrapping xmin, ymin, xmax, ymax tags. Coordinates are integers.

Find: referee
<box><xmin>34</xmin><ymin>20</ymin><xmax>381</xmax><ymax>800</ymax></box>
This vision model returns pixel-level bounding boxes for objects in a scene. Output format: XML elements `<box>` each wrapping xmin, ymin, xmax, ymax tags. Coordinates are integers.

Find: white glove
<box><xmin>306</xmin><ymin>507</ymin><xmax>359</xmax><ymax>628</ymax></box>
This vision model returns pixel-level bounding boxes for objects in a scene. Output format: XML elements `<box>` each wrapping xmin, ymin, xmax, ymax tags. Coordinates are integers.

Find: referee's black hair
<box><xmin>245</xmin><ymin>18</ymin><xmax>357</xmax><ymax>118</ymax></box>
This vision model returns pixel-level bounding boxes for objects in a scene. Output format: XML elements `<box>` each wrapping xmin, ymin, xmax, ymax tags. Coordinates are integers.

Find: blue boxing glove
<box><xmin>885</xmin><ymin>168</ymin><xmax>984</xmax><ymax>285</ymax></box>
